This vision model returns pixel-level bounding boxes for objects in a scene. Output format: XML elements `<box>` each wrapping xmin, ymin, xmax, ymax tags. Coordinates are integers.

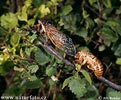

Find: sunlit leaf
<box><xmin>17</xmin><ymin>0</ymin><xmax>32</xmax><ymax>21</ymax></box>
<box><xmin>39</xmin><ymin>4</ymin><xmax>50</xmax><ymax>18</ymax></box>
<box><xmin>14</xmin><ymin>66</ymin><xmax>25</xmax><ymax>72</ymax></box>
<box><xmin>116</xmin><ymin>58</ymin><xmax>121</xmax><ymax>65</ymax></box>
<box><xmin>10</xmin><ymin>33</ymin><xmax>21</xmax><ymax>47</ymax></box>
<box><xmin>1</xmin><ymin>13</ymin><xmax>18</xmax><ymax>29</ymax></box>
<box><xmin>0</xmin><ymin>54</ymin><xmax>10</xmax><ymax>64</ymax></box>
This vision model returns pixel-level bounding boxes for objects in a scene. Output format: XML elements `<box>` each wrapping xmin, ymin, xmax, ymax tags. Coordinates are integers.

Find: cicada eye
<box><xmin>47</xmin><ymin>22</ymin><xmax>52</xmax><ymax>26</ymax></box>
<box><xmin>48</xmin><ymin>23</ymin><xmax>52</xmax><ymax>26</ymax></box>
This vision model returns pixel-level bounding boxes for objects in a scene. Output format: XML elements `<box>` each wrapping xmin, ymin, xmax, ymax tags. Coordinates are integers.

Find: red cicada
<box><xmin>35</xmin><ymin>20</ymin><xmax>76</xmax><ymax>56</ymax></box>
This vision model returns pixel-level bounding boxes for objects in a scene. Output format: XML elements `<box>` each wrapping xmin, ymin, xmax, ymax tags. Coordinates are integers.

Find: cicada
<box><xmin>75</xmin><ymin>50</ymin><xmax>103</xmax><ymax>77</ymax></box>
<box><xmin>35</xmin><ymin>20</ymin><xmax>76</xmax><ymax>56</ymax></box>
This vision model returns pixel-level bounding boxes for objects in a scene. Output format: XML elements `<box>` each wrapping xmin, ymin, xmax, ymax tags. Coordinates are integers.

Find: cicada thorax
<box><xmin>41</xmin><ymin>23</ymin><xmax>76</xmax><ymax>56</ymax></box>
<box><xmin>75</xmin><ymin>50</ymin><xmax>103</xmax><ymax>77</ymax></box>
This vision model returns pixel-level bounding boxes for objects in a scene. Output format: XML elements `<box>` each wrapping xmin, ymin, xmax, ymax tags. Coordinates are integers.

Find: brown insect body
<box><xmin>75</xmin><ymin>50</ymin><xmax>103</xmax><ymax>77</ymax></box>
<box><xmin>37</xmin><ymin>21</ymin><xmax>76</xmax><ymax>56</ymax></box>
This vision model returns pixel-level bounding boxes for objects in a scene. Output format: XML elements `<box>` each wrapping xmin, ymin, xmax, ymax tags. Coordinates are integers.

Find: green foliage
<box><xmin>0</xmin><ymin>0</ymin><xmax>121</xmax><ymax>99</ymax></box>
<box><xmin>38</xmin><ymin>4</ymin><xmax>50</xmax><ymax>18</ymax></box>
<box><xmin>17</xmin><ymin>0</ymin><xmax>32</xmax><ymax>22</ymax></box>
<box><xmin>69</xmin><ymin>78</ymin><xmax>87</xmax><ymax>98</ymax></box>
<box><xmin>106</xmin><ymin>88</ymin><xmax>121</xmax><ymax>99</ymax></box>
<box><xmin>62</xmin><ymin>76</ymin><xmax>74</xmax><ymax>89</ymax></box>
<box><xmin>116</xmin><ymin>58</ymin><xmax>121</xmax><ymax>65</ymax></box>
<box><xmin>10</xmin><ymin>33</ymin><xmax>21</xmax><ymax>47</ymax></box>
<box><xmin>1</xmin><ymin>13</ymin><xmax>18</xmax><ymax>29</ymax></box>
<box><xmin>3</xmin><ymin>86</ymin><xmax>25</xmax><ymax>96</ymax></box>
<box><xmin>0</xmin><ymin>61</ymin><xmax>14</xmax><ymax>76</ymax></box>
<box><xmin>46</xmin><ymin>67</ymin><xmax>56</xmax><ymax>76</ymax></box>
<box><xmin>80</xmin><ymin>70</ymin><xmax>92</xmax><ymax>85</ymax></box>
<box><xmin>23</xmin><ymin>79</ymin><xmax>42</xmax><ymax>89</ymax></box>
<box><xmin>34</xmin><ymin>47</ymin><xmax>53</xmax><ymax>65</ymax></box>
<box><xmin>59</xmin><ymin>5</ymin><xmax>72</xmax><ymax>16</ymax></box>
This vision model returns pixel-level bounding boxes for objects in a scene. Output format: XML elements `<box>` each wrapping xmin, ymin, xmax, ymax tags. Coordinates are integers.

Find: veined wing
<box><xmin>45</xmin><ymin>26</ymin><xmax>76</xmax><ymax>56</ymax></box>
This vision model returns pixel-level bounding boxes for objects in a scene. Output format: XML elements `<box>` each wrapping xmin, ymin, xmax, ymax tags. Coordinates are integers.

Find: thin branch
<box><xmin>37</xmin><ymin>42</ymin><xmax>74</xmax><ymax>67</ymax></box>
<box><xmin>98</xmin><ymin>76</ymin><xmax>121</xmax><ymax>91</ymax></box>
<box><xmin>37</xmin><ymin>41</ymin><xmax>121</xmax><ymax>91</ymax></box>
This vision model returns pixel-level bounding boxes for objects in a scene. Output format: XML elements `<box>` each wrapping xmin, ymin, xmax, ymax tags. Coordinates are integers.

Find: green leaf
<box><xmin>106</xmin><ymin>88</ymin><xmax>121</xmax><ymax>99</ymax></box>
<box><xmin>28</xmin><ymin>65</ymin><xmax>39</xmax><ymax>74</ymax></box>
<box><xmin>105</xmin><ymin>19</ymin><xmax>121</xmax><ymax>36</ymax></box>
<box><xmin>82</xmin><ymin>9</ymin><xmax>89</xmax><ymax>19</ymax></box>
<box><xmin>10</xmin><ymin>33</ymin><xmax>21</xmax><ymax>47</ymax></box>
<box><xmin>103</xmin><ymin>0</ymin><xmax>112</xmax><ymax>8</ymax></box>
<box><xmin>28</xmin><ymin>32</ymin><xmax>37</xmax><ymax>43</ymax></box>
<box><xmin>49</xmin><ymin>78</ymin><xmax>56</xmax><ymax>86</ymax></box>
<box><xmin>0</xmin><ymin>61</ymin><xmax>14</xmax><ymax>76</ymax></box>
<box><xmin>62</xmin><ymin>76</ymin><xmax>74</xmax><ymax>89</ymax></box>
<box><xmin>88</xmin><ymin>0</ymin><xmax>97</xmax><ymax>5</ymax></box>
<box><xmin>23</xmin><ymin>79</ymin><xmax>42</xmax><ymax>89</ymax></box>
<box><xmin>38</xmin><ymin>4</ymin><xmax>50</xmax><ymax>18</ymax></box>
<box><xmin>85</xmin><ymin>18</ymin><xmax>95</xmax><ymax>29</ymax></box>
<box><xmin>14</xmin><ymin>66</ymin><xmax>25</xmax><ymax>72</ymax></box>
<box><xmin>46</xmin><ymin>67</ymin><xmax>56</xmax><ymax>76</ymax></box>
<box><xmin>25</xmin><ymin>47</ymin><xmax>35</xmax><ymax>56</ymax></box>
<box><xmin>32</xmin><ymin>0</ymin><xmax>42</xmax><ymax>7</ymax></box>
<box><xmin>81</xmin><ymin>70</ymin><xmax>92</xmax><ymax>85</ymax></box>
<box><xmin>99</xmin><ymin>27</ymin><xmax>118</xmax><ymax>46</ymax></box>
<box><xmin>1</xmin><ymin>13</ymin><xmax>18</xmax><ymax>29</ymax></box>
<box><xmin>17</xmin><ymin>0</ymin><xmax>32</xmax><ymax>21</ymax></box>
<box><xmin>69</xmin><ymin>79</ymin><xmax>87</xmax><ymax>98</ymax></box>
<box><xmin>34</xmin><ymin>47</ymin><xmax>53</xmax><ymax>65</ymax></box>
<box><xmin>19</xmin><ymin>60</ymin><xmax>29</xmax><ymax>67</ymax></box>
<box><xmin>76</xmin><ymin>28</ymin><xmax>88</xmax><ymax>38</ymax></box>
<box><xmin>3</xmin><ymin>86</ymin><xmax>24</xmax><ymax>96</ymax></box>
<box><xmin>85</xmin><ymin>85</ymin><xmax>99</xmax><ymax>99</ymax></box>
<box><xmin>62</xmin><ymin>14</ymin><xmax>77</xmax><ymax>33</ymax></box>
<box><xmin>29</xmin><ymin>75</ymin><xmax>38</xmax><ymax>81</ymax></box>
<box><xmin>114</xmin><ymin>44</ymin><xmax>121</xmax><ymax>56</ymax></box>
<box><xmin>75</xmin><ymin>64</ymin><xmax>81</xmax><ymax>72</ymax></box>
<box><xmin>0</xmin><ymin>53</ymin><xmax>10</xmax><ymax>64</ymax></box>
<box><xmin>60</xmin><ymin>5</ymin><xmax>72</xmax><ymax>16</ymax></box>
<box><xmin>116</xmin><ymin>58</ymin><xmax>121</xmax><ymax>65</ymax></box>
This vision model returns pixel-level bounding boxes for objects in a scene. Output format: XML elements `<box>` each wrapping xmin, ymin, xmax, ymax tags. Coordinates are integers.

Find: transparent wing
<box><xmin>46</xmin><ymin>26</ymin><xmax>76</xmax><ymax>56</ymax></box>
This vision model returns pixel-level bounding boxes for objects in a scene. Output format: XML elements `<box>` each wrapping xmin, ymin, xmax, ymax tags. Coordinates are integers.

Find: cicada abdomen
<box><xmin>75</xmin><ymin>50</ymin><xmax>103</xmax><ymax>77</ymax></box>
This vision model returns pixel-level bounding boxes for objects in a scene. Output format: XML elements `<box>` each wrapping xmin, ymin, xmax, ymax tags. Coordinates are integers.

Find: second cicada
<box><xmin>75</xmin><ymin>50</ymin><xmax>104</xmax><ymax>77</ymax></box>
<box><xmin>35</xmin><ymin>20</ymin><xmax>76</xmax><ymax>56</ymax></box>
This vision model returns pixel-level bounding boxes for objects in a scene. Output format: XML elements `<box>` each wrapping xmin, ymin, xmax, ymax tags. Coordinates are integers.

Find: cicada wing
<box><xmin>47</xmin><ymin>30</ymin><xmax>76</xmax><ymax>56</ymax></box>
